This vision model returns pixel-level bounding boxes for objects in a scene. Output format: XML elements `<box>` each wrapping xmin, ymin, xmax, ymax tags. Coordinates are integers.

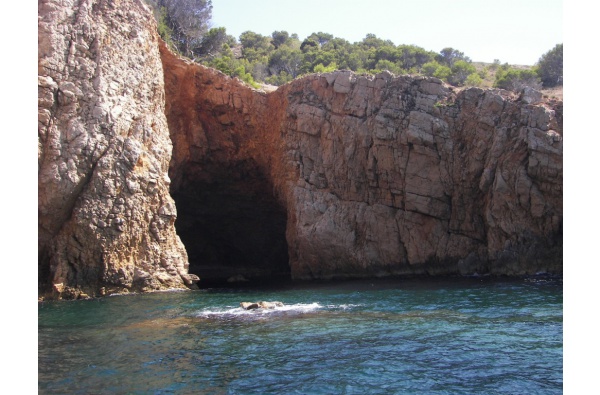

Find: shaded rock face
<box><xmin>38</xmin><ymin>0</ymin><xmax>195</xmax><ymax>299</ymax></box>
<box><xmin>162</xmin><ymin>56</ymin><xmax>562</xmax><ymax>281</ymax></box>
<box><xmin>160</xmin><ymin>45</ymin><xmax>291</xmax><ymax>285</ymax></box>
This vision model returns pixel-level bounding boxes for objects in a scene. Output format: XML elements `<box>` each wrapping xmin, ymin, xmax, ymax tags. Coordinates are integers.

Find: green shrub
<box><xmin>465</xmin><ymin>73</ymin><xmax>483</xmax><ymax>87</ymax></box>
<box><xmin>448</xmin><ymin>60</ymin><xmax>476</xmax><ymax>86</ymax></box>
<box><xmin>156</xmin><ymin>7</ymin><xmax>174</xmax><ymax>47</ymax></box>
<box><xmin>421</xmin><ymin>61</ymin><xmax>441</xmax><ymax>77</ymax></box>
<box><xmin>536</xmin><ymin>44</ymin><xmax>563</xmax><ymax>87</ymax></box>
<box><xmin>313</xmin><ymin>62</ymin><xmax>338</xmax><ymax>73</ymax></box>
<box><xmin>265</xmin><ymin>71</ymin><xmax>293</xmax><ymax>86</ymax></box>
<box><xmin>494</xmin><ymin>67</ymin><xmax>541</xmax><ymax>91</ymax></box>
<box><xmin>233</xmin><ymin>66</ymin><xmax>260</xmax><ymax>88</ymax></box>
<box><xmin>433</xmin><ymin>65</ymin><xmax>452</xmax><ymax>81</ymax></box>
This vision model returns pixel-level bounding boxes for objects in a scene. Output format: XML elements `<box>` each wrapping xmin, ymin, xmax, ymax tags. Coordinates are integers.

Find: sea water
<box><xmin>38</xmin><ymin>277</ymin><xmax>562</xmax><ymax>394</ymax></box>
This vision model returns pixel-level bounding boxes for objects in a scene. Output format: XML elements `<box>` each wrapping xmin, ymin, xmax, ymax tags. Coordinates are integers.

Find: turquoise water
<box><xmin>38</xmin><ymin>277</ymin><xmax>562</xmax><ymax>394</ymax></box>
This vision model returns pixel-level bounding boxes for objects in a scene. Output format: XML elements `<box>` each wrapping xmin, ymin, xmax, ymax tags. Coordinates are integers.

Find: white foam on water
<box><xmin>328</xmin><ymin>303</ymin><xmax>362</xmax><ymax>310</ymax></box>
<box><xmin>271</xmin><ymin>302</ymin><xmax>322</xmax><ymax>313</ymax></box>
<box><xmin>195</xmin><ymin>302</ymin><xmax>323</xmax><ymax>319</ymax></box>
<box><xmin>195</xmin><ymin>302</ymin><xmax>365</xmax><ymax>319</ymax></box>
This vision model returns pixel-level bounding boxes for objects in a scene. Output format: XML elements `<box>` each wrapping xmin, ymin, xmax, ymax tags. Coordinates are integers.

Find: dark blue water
<box><xmin>38</xmin><ymin>277</ymin><xmax>562</xmax><ymax>394</ymax></box>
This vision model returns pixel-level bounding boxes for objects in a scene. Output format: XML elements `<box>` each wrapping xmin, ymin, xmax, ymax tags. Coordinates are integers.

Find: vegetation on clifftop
<box><xmin>144</xmin><ymin>0</ymin><xmax>562</xmax><ymax>93</ymax></box>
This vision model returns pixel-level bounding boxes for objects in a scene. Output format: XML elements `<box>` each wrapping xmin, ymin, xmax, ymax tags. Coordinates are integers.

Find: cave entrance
<box><xmin>170</xmin><ymin>163</ymin><xmax>290</xmax><ymax>287</ymax></box>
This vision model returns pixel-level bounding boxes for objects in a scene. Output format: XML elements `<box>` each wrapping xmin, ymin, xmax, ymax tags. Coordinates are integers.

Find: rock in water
<box><xmin>259</xmin><ymin>301</ymin><xmax>284</xmax><ymax>309</ymax></box>
<box><xmin>240</xmin><ymin>301</ymin><xmax>284</xmax><ymax>310</ymax></box>
<box><xmin>240</xmin><ymin>302</ymin><xmax>260</xmax><ymax>310</ymax></box>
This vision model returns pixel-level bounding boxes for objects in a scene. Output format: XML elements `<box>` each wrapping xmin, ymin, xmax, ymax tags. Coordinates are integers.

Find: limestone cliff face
<box><xmin>162</xmin><ymin>54</ymin><xmax>562</xmax><ymax>281</ymax></box>
<box><xmin>38</xmin><ymin>0</ymin><xmax>196</xmax><ymax>299</ymax></box>
<box><xmin>278</xmin><ymin>72</ymin><xmax>562</xmax><ymax>278</ymax></box>
<box><xmin>39</xmin><ymin>0</ymin><xmax>562</xmax><ymax>298</ymax></box>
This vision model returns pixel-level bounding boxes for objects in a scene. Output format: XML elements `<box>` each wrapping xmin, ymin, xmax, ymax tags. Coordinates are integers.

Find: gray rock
<box><xmin>520</xmin><ymin>86</ymin><xmax>543</xmax><ymax>105</ymax></box>
<box><xmin>240</xmin><ymin>301</ymin><xmax>284</xmax><ymax>310</ymax></box>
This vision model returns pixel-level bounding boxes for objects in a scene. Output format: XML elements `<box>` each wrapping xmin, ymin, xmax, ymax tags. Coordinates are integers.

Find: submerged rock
<box><xmin>240</xmin><ymin>301</ymin><xmax>285</xmax><ymax>310</ymax></box>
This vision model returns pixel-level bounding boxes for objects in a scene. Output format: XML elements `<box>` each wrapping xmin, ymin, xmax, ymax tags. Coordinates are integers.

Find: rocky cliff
<box><xmin>38</xmin><ymin>0</ymin><xmax>197</xmax><ymax>299</ymax></box>
<box><xmin>279</xmin><ymin>74</ymin><xmax>562</xmax><ymax>279</ymax></box>
<box><xmin>38</xmin><ymin>0</ymin><xmax>562</xmax><ymax>299</ymax></box>
<box><xmin>163</xmin><ymin>56</ymin><xmax>562</xmax><ymax>283</ymax></box>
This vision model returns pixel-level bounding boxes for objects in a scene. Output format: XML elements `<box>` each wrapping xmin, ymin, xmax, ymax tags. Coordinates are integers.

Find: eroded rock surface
<box><xmin>163</xmin><ymin>57</ymin><xmax>562</xmax><ymax>280</ymax></box>
<box><xmin>39</xmin><ymin>0</ymin><xmax>562</xmax><ymax>299</ymax></box>
<box><xmin>38</xmin><ymin>0</ymin><xmax>196</xmax><ymax>299</ymax></box>
<box><xmin>161</xmin><ymin>45</ymin><xmax>291</xmax><ymax>284</ymax></box>
<box><xmin>278</xmin><ymin>73</ymin><xmax>562</xmax><ymax>278</ymax></box>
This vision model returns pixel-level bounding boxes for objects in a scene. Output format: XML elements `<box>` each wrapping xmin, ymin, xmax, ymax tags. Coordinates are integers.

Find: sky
<box><xmin>211</xmin><ymin>0</ymin><xmax>562</xmax><ymax>65</ymax></box>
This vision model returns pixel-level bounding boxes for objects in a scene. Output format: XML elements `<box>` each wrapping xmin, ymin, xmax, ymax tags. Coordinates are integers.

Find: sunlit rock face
<box><xmin>39</xmin><ymin>0</ymin><xmax>562</xmax><ymax>299</ymax></box>
<box><xmin>277</xmin><ymin>73</ymin><xmax>562</xmax><ymax>279</ymax></box>
<box><xmin>38</xmin><ymin>0</ymin><xmax>194</xmax><ymax>299</ymax></box>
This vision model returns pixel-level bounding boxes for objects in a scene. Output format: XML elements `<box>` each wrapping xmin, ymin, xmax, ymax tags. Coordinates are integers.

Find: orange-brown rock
<box><xmin>162</xmin><ymin>54</ymin><xmax>562</xmax><ymax>281</ymax></box>
<box><xmin>160</xmin><ymin>44</ymin><xmax>292</xmax><ymax>284</ymax></box>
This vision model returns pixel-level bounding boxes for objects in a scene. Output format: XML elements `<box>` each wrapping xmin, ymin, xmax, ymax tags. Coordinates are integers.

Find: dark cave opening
<box><xmin>170</xmin><ymin>163</ymin><xmax>290</xmax><ymax>287</ymax></box>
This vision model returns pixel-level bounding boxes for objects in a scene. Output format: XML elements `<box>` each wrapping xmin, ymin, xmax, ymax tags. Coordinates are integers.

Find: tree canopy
<box><xmin>143</xmin><ymin>2</ymin><xmax>562</xmax><ymax>92</ymax></box>
<box><xmin>163</xmin><ymin>0</ymin><xmax>212</xmax><ymax>57</ymax></box>
<box><xmin>436</xmin><ymin>47</ymin><xmax>471</xmax><ymax>67</ymax></box>
<box><xmin>536</xmin><ymin>43</ymin><xmax>563</xmax><ymax>87</ymax></box>
<box><xmin>494</xmin><ymin>66</ymin><xmax>541</xmax><ymax>91</ymax></box>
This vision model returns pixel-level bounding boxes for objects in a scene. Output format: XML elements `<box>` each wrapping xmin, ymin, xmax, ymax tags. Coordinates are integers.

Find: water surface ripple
<box><xmin>39</xmin><ymin>277</ymin><xmax>562</xmax><ymax>394</ymax></box>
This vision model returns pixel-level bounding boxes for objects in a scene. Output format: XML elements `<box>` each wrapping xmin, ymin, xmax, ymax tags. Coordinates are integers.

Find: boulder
<box><xmin>240</xmin><ymin>301</ymin><xmax>284</xmax><ymax>310</ymax></box>
<box><xmin>520</xmin><ymin>86</ymin><xmax>543</xmax><ymax>105</ymax></box>
<box><xmin>240</xmin><ymin>302</ymin><xmax>260</xmax><ymax>310</ymax></box>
